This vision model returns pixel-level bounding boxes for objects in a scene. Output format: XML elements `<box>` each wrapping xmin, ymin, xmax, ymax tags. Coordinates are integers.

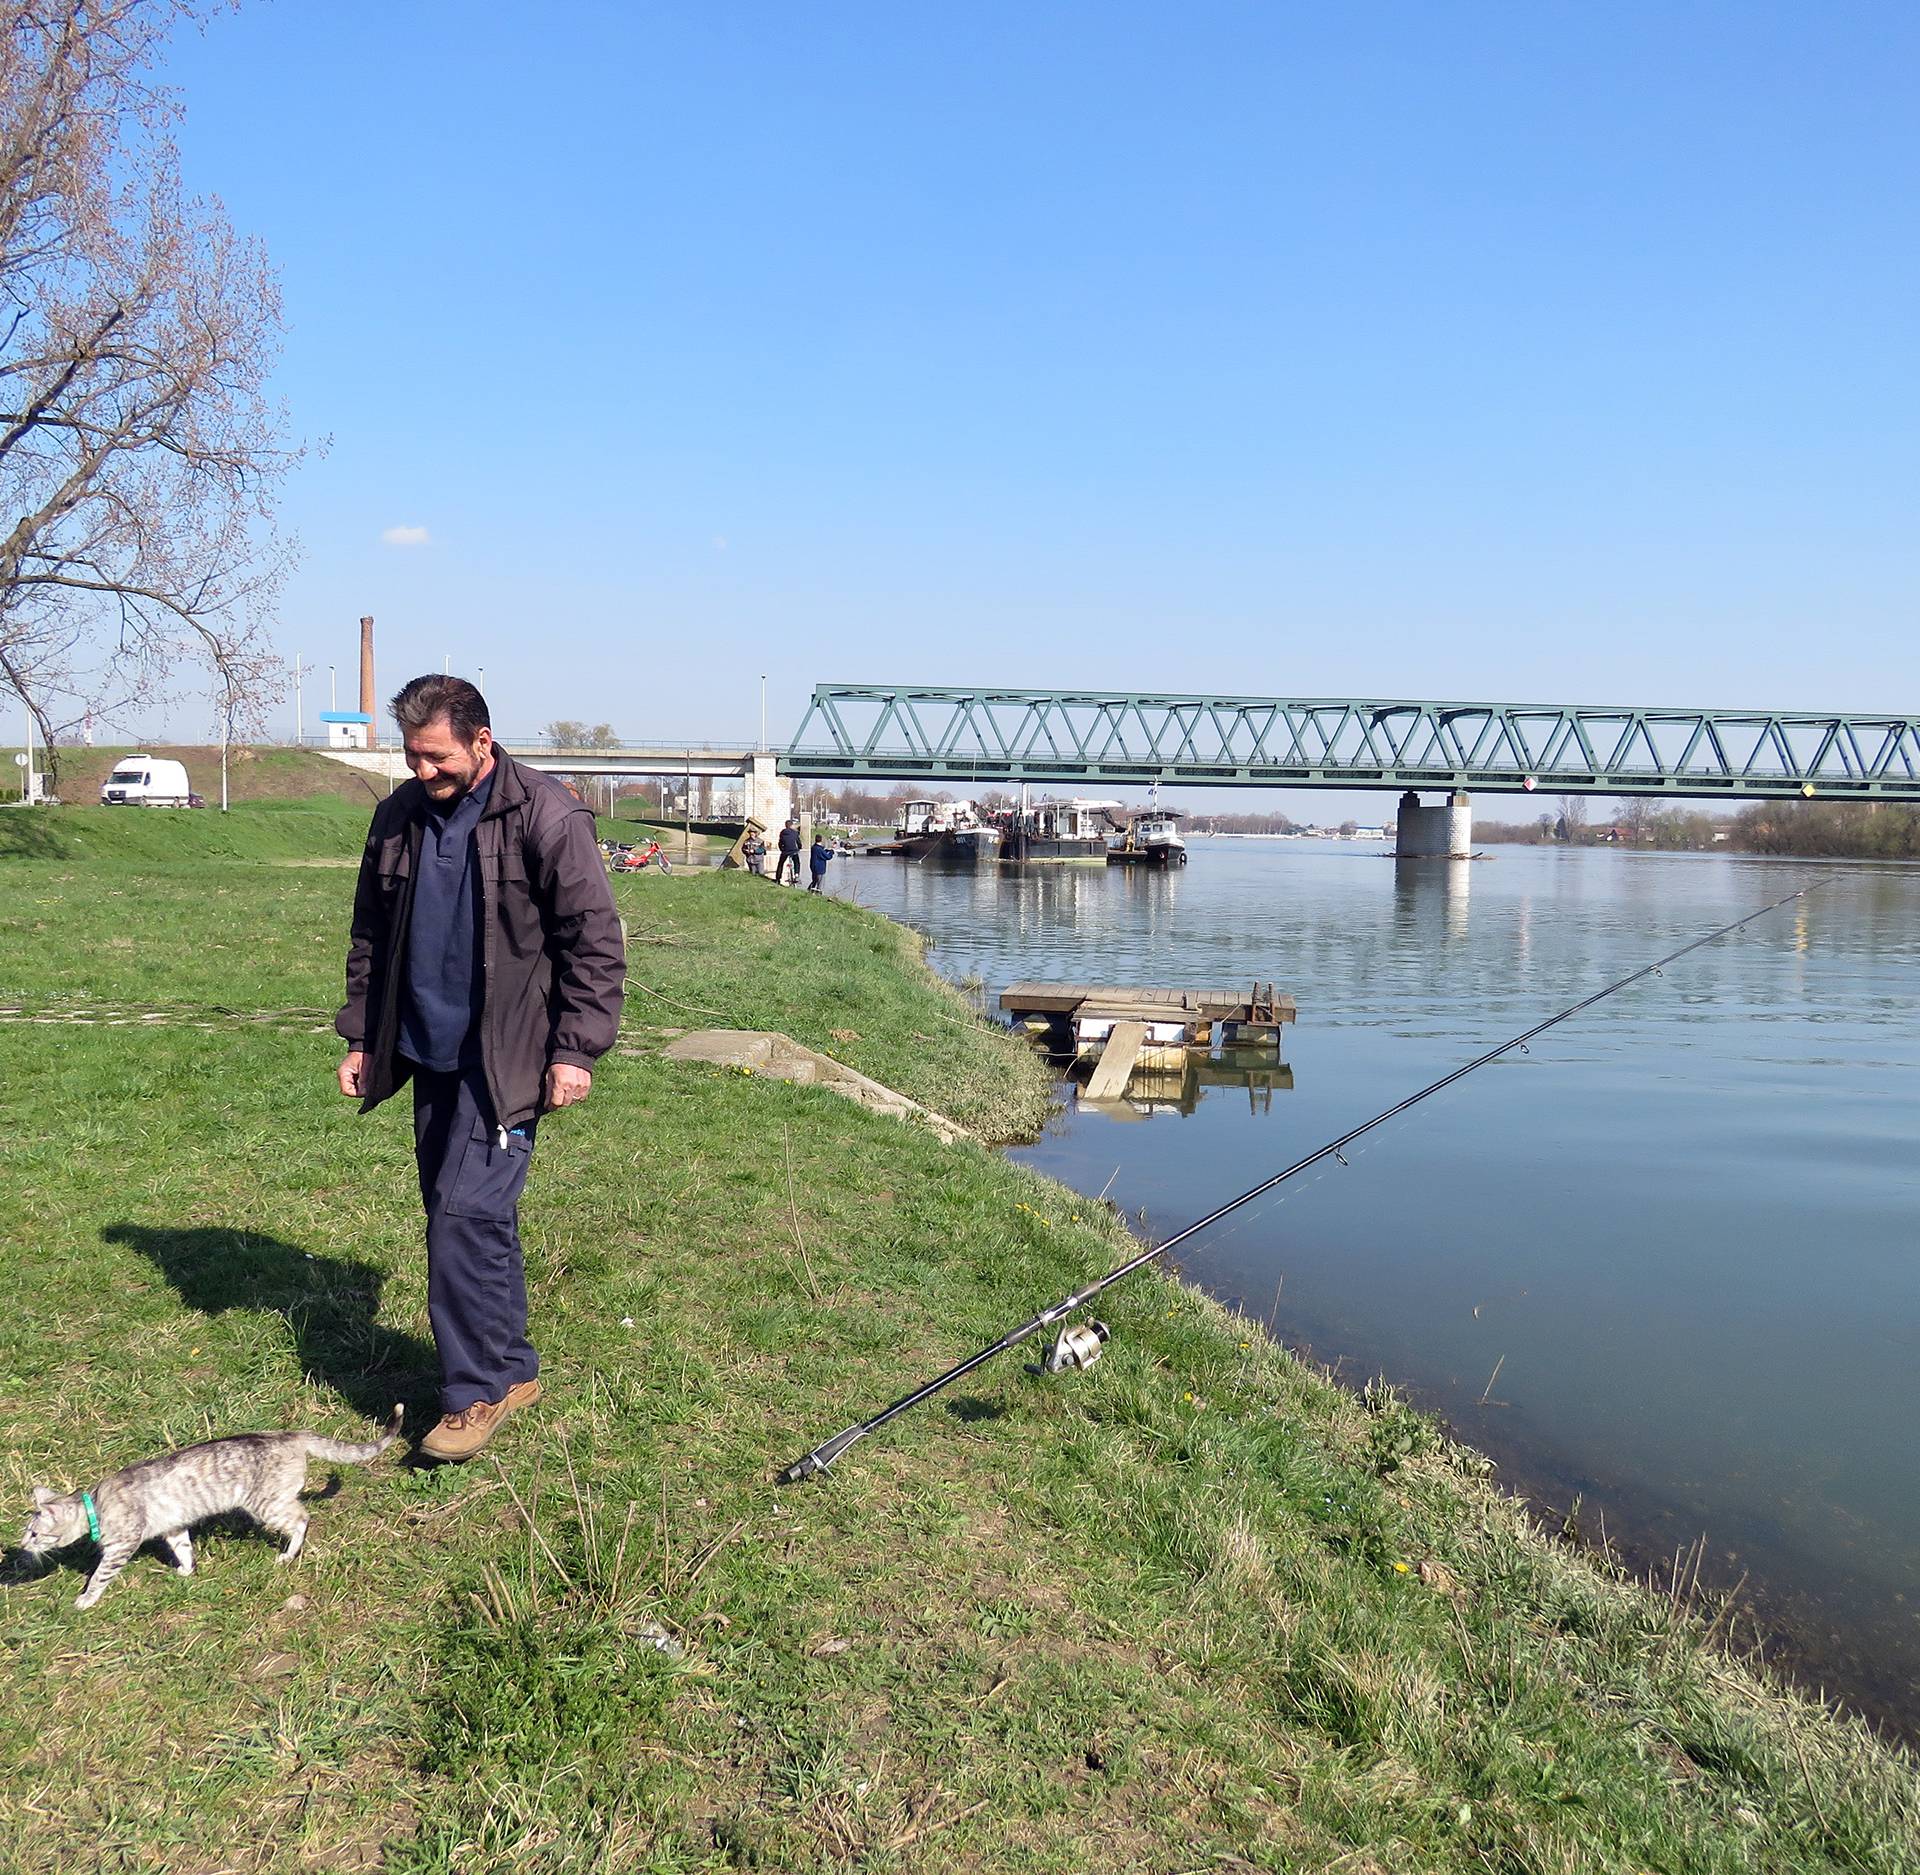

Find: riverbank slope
<box><xmin>0</xmin><ymin>849</ymin><xmax>1913</xmax><ymax>1872</ymax></box>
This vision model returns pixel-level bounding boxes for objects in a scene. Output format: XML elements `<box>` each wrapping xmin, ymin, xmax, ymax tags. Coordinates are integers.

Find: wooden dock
<box><xmin>1000</xmin><ymin>982</ymin><xmax>1296</xmax><ymax>1027</ymax></box>
<box><xmin>1083</xmin><ymin>1020</ymin><xmax>1149</xmax><ymax>1100</ymax></box>
<box><xmin>1003</xmin><ymin>981</ymin><xmax>1297</xmax><ymax>1100</ymax></box>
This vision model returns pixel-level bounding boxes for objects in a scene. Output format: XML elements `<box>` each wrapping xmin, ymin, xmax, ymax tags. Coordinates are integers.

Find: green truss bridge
<box><xmin>786</xmin><ymin>684</ymin><xmax>1920</xmax><ymax>804</ymax></box>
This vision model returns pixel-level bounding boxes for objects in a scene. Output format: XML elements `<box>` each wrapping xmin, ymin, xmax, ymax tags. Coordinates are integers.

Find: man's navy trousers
<box><xmin>412</xmin><ymin>1067</ymin><xmax>539</xmax><ymax>1412</ymax></box>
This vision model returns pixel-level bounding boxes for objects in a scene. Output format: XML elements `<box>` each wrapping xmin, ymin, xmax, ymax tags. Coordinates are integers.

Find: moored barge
<box><xmin>996</xmin><ymin>797</ymin><xmax>1122</xmax><ymax>861</ymax></box>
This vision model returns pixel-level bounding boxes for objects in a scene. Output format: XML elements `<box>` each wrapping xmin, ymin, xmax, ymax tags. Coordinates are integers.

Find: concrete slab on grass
<box><xmin>662</xmin><ymin>1029</ymin><xmax>972</xmax><ymax>1144</ymax></box>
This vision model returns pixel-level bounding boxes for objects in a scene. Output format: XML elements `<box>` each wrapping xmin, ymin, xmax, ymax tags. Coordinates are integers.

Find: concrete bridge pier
<box><xmin>745</xmin><ymin>752</ymin><xmax>793</xmax><ymax>833</ymax></box>
<box><xmin>1395</xmin><ymin>789</ymin><xmax>1472</xmax><ymax>858</ymax></box>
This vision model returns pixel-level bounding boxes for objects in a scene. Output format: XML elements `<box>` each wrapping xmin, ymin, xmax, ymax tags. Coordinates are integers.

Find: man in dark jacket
<box><xmin>336</xmin><ymin>675</ymin><xmax>625</xmax><ymax>1460</ymax></box>
<box><xmin>775</xmin><ymin>818</ymin><xmax>802</xmax><ymax>884</ymax></box>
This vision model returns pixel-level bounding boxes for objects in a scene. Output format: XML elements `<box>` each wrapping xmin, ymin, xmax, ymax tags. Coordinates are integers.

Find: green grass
<box><xmin>1</xmin><ymin>846</ymin><xmax>1916</xmax><ymax>1873</ymax></box>
<box><xmin>0</xmin><ymin>795</ymin><xmax>372</xmax><ymax>864</ymax></box>
<box><xmin>3</xmin><ymin>741</ymin><xmax>401</xmax><ymax>808</ymax></box>
<box><xmin>603</xmin><ymin>808</ymin><xmax>735</xmax><ymax>861</ymax></box>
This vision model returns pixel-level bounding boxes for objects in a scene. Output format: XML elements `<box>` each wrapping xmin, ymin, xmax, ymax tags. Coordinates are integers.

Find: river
<box><xmin>831</xmin><ymin>837</ymin><xmax>1920</xmax><ymax>1737</ymax></box>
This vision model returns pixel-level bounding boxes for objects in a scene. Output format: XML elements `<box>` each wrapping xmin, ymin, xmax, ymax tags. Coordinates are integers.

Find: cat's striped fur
<box><xmin>18</xmin><ymin>1407</ymin><xmax>403</xmax><ymax>1607</ymax></box>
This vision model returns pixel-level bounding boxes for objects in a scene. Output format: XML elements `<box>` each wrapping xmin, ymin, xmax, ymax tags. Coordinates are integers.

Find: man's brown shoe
<box><xmin>419</xmin><ymin>1398</ymin><xmax>510</xmax><ymax>1462</ymax></box>
<box><xmin>503</xmin><ymin>1378</ymin><xmax>543</xmax><ymax>1414</ymax></box>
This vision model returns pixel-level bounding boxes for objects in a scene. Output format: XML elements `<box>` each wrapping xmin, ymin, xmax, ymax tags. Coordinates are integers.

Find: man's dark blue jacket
<box><xmin>337</xmin><ymin>751</ymin><xmax>625</xmax><ymax>1132</ymax></box>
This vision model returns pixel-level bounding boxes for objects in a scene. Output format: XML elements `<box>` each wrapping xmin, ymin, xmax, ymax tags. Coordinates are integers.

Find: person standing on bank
<box><xmin>336</xmin><ymin>676</ymin><xmax>625</xmax><ymax>1461</ymax></box>
<box><xmin>775</xmin><ymin>817</ymin><xmax>803</xmax><ymax>885</ymax></box>
<box><xmin>807</xmin><ymin>831</ymin><xmax>833</xmax><ymax>893</ymax></box>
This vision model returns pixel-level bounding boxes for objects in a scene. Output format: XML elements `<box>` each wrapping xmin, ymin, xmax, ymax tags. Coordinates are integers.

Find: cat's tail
<box><xmin>301</xmin><ymin>1406</ymin><xmax>405</xmax><ymax>1465</ymax></box>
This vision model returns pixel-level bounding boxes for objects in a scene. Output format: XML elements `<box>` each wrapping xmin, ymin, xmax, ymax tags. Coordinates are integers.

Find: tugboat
<box><xmin>1108</xmin><ymin>805</ymin><xmax>1188</xmax><ymax>867</ymax></box>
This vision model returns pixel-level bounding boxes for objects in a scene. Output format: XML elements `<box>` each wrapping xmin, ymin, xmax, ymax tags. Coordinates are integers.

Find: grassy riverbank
<box><xmin>1</xmin><ymin>840</ymin><xmax>1916</xmax><ymax>1872</ymax></box>
<box><xmin>0</xmin><ymin>797</ymin><xmax>726</xmax><ymax>871</ymax></box>
<box><xmin>0</xmin><ymin>743</ymin><xmax>398</xmax><ymax>808</ymax></box>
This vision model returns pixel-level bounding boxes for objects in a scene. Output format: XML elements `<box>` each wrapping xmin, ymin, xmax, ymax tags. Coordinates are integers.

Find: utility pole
<box><xmin>329</xmin><ymin>664</ymin><xmax>337</xmax><ymax>712</ymax></box>
<box><xmin>219</xmin><ymin>668</ymin><xmax>231</xmax><ymax>813</ymax></box>
<box><xmin>760</xmin><ymin>674</ymin><xmax>767</xmax><ymax>753</ymax></box>
<box><xmin>18</xmin><ymin>684</ymin><xmax>34</xmax><ymax>804</ymax></box>
<box><xmin>293</xmin><ymin>653</ymin><xmax>304</xmax><ymax>745</ymax></box>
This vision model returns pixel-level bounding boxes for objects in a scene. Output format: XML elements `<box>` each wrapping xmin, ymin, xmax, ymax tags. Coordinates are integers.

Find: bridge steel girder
<box><xmin>780</xmin><ymin>686</ymin><xmax>1920</xmax><ymax>801</ymax></box>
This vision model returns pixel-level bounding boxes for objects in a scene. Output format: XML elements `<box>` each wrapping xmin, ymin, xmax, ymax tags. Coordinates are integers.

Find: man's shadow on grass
<box><xmin>101</xmin><ymin>1223</ymin><xmax>436</xmax><ymax>1425</ymax></box>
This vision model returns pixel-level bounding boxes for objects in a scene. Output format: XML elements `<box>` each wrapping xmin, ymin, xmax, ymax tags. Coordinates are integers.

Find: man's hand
<box><xmin>338</xmin><ymin>1049</ymin><xmax>368</xmax><ymax>1097</ymax></box>
<box><xmin>545</xmin><ymin>1062</ymin><xmax>593</xmax><ymax>1111</ymax></box>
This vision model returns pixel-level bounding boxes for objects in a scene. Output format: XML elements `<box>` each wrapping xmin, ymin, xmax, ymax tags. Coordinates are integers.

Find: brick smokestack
<box><xmin>359</xmin><ymin>615</ymin><xmax>376</xmax><ymax>747</ymax></box>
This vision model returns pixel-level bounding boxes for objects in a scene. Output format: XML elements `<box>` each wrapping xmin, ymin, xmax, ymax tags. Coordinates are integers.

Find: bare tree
<box><xmin>540</xmin><ymin>720</ymin><xmax>621</xmax><ymax>813</ymax></box>
<box><xmin>541</xmin><ymin>720</ymin><xmax>619</xmax><ymax>748</ymax></box>
<box><xmin>0</xmin><ymin>0</ymin><xmax>302</xmax><ymax>782</ymax></box>
<box><xmin>1556</xmin><ymin>795</ymin><xmax>1590</xmax><ymax>843</ymax></box>
<box><xmin>1613</xmin><ymin>796</ymin><xmax>1654</xmax><ymax>843</ymax></box>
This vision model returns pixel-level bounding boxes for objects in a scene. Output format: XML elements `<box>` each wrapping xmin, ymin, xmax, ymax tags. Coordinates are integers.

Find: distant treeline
<box><xmin>1181</xmin><ymin>811</ymin><xmax>1303</xmax><ymax>834</ymax></box>
<box><xmin>1733</xmin><ymin>801</ymin><xmax>1920</xmax><ymax>859</ymax></box>
<box><xmin>1480</xmin><ymin>799</ymin><xmax>1920</xmax><ymax>860</ymax></box>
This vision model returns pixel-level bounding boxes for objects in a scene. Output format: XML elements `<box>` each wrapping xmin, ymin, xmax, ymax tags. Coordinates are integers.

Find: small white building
<box><xmin>321</xmin><ymin>710</ymin><xmax>372</xmax><ymax>750</ymax></box>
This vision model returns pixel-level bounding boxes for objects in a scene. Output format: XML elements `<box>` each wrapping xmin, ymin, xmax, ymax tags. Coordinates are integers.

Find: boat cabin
<box><xmin>1123</xmin><ymin>811</ymin><xmax>1184</xmax><ymax>846</ymax></box>
<box><xmin>1027</xmin><ymin>798</ymin><xmax>1121</xmax><ymax>840</ymax></box>
<box><xmin>897</xmin><ymin>799</ymin><xmax>947</xmax><ymax>835</ymax></box>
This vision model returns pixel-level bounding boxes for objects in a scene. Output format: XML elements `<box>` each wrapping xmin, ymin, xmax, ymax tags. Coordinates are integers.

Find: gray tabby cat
<box><xmin>18</xmin><ymin>1406</ymin><xmax>403</xmax><ymax>1607</ymax></box>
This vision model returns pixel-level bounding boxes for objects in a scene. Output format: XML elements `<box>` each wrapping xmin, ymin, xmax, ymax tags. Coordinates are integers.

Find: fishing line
<box><xmin>779</xmin><ymin>881</ymin><xmax>1825</xmax><ymax>1484</ymax></box>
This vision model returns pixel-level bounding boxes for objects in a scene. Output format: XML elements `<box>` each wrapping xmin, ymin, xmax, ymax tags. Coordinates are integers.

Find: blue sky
<box><xmin>158</xmin><ymin>1</ymin><xmax>1916</xmax><ymax>800</ymax></box>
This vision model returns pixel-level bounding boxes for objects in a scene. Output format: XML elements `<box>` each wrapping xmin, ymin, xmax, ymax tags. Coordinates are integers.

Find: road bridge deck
<box><xmin>784</xmin><ymin>685</ymin><xmax>1920</xmax><ymax>800</ymax></box>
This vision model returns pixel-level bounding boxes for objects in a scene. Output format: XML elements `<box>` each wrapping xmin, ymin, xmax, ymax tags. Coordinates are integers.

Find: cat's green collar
<box><xmin>81</xmin><ymin>1492</ymin><xmax>100</xmax><ymax>1544</ymax></box>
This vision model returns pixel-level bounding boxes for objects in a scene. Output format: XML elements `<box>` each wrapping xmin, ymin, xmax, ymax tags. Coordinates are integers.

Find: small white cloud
<box><xmin>381</xmin><ymin>524</ymin><xmax>431</xmax><ymax>548</ymax></box>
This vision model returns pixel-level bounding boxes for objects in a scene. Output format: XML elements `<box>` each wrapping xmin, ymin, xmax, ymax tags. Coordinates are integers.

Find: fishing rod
<box><xmin>779</xmin><ymin>881</ymin><xmax>1823</xmax><ymax>1485</ymax></box>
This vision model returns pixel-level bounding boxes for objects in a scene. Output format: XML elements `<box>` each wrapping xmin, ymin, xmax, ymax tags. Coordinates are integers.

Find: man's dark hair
<box><xmin>392</xmin><ymin>675</ymin><xmax>491</xmax><ymax>743</ymax></box>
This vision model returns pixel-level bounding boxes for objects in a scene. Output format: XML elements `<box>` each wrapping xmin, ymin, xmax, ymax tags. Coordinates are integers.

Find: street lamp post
<box><xmin>760</xmin><ymin>674</ymin><xmax>767</xmax><ymax>753</ymax></box>
<box><xmin>218</xmin><ymin>668</ymin><xmax>232</xmax><ymax>813</ymax></box>
<box><xmin>17</xmin><ymin>684</ymin><xmax>34</xmax><ymax>804</ymax></box>
<box><xmin>292</xmin><ymin>653</ymin><xmax>304</xmax><ymax>745</ymax></box>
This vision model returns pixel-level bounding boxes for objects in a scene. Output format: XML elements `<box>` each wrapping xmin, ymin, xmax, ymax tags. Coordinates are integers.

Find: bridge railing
<box><xmin>780</xmin><ymin>685</ymin><xmax>1920</xmax><ymax>800</ymax></box>
<box><xmin>295</xmin><ymin>733</ymin><xmax>759</xmax><ymax>755</ymax></box>
<box><xmin>495</xmin><ymin>735</ymin><xmax>758</xmax><ymax>755</ymax></box>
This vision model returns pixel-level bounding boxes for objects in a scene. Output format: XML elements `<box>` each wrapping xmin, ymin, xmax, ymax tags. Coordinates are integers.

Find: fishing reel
<box><xmin>1042</xmin><ymin>1318</ymin><xmax>1110</xmax><ymax>1375</ymax></box>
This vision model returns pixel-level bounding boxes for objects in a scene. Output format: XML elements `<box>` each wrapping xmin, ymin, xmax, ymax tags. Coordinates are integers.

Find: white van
<box><xmin>99</xmin><ymin>756</ymin><xmax>194</xmax><ymax>807</ymax></box>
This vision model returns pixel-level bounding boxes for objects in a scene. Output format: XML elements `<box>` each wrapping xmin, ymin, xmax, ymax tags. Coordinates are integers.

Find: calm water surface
<box><xmin>833</xmin><ymin>840</ymin><xmax>1920</xmax><ymax>1733</ymax></box>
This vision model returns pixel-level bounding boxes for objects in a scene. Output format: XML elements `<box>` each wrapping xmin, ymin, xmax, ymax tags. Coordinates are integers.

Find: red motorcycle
<box><xmin>604</xmin><ymin>837</ymin><xmax>673</xmax><ymax>874</ymax></box>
